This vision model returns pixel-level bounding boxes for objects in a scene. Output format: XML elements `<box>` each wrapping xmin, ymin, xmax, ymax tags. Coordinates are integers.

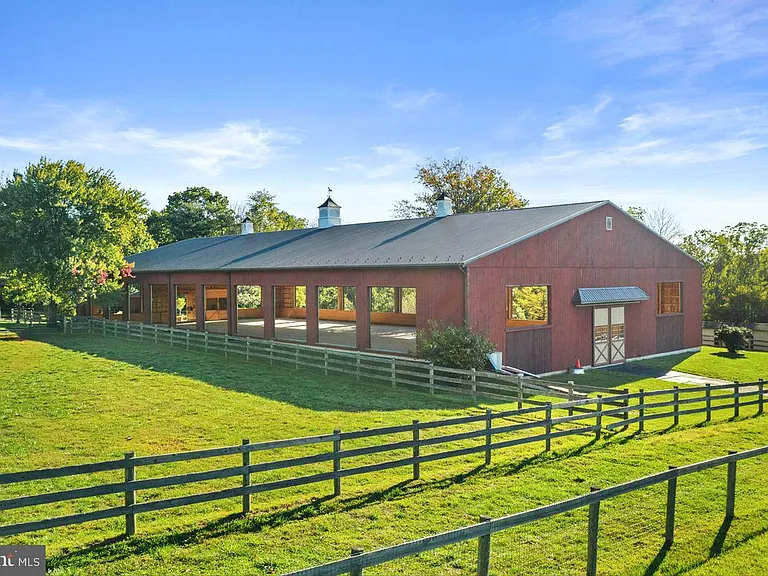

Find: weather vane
<box><xmin>327</xmin><ymin>187</ymin><xmax>332</xmax><ymax>197</ymax></box>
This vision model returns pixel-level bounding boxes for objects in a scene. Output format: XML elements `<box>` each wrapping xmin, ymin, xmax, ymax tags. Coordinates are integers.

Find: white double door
<box><xmin>593</xmin><ymin>306</ymin><xmax>625</xmax><ymax>366</ymax></box>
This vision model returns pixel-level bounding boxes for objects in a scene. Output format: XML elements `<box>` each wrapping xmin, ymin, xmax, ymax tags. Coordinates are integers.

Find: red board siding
<box><xmin>132</xmin><ymin>268</ymin><xmax>464</xmax><ymax>350</ymax></box>
<box><xmin>469</xmin><ymin>204</ymin><xmax>702</xmax><ymax>372</ymax></box>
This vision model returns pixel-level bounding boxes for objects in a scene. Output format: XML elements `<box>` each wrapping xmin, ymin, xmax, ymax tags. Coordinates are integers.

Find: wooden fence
<box><xmin>0</xmin><ymin>378</ymin><xmax>764</xmax><ymax>539</ymax></box>
<box><xmin>285</xmin><ymin>445</ymin><xmax>768</xmax><ymax>576</ymax></box>
<box><xmin>703</xmin><ymin>322</ymin><xmax>768</xmax><ymax>352</ymax></box>
<box><xmin>66</xmin><ymin>316</ymin><xmax>623</xmax><ymax>404</ymax></box>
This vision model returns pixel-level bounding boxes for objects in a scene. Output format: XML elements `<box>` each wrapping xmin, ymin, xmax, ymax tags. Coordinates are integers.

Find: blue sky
<box><xmin>1</xmin><ymin>0</ymin><xmax>766</xmax><ymax>232</ymax></box>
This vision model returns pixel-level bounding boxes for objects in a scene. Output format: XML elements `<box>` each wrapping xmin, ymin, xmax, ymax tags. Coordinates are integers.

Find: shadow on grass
<box><xmin>710</xmin><ymin>516</ymin><xmax>733</xmax><ymax>558</ymax></box>
<box><xmin>2</xmin><ymin>323</ymin><xmax>501</xmax><ymax>413</ymax></box>
<box><xmin>642</xmin><ymin>542</ymin><xmax>670</xmax><ymax>576</ymax></box>
<box><xmin>713</xmin><ymin>352</ymin><xmax>747</xmax><ymax>360</ymax></box>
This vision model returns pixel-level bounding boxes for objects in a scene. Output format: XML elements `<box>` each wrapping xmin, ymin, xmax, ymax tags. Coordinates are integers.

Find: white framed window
<box><xmin>606</xmin><ymin>216</ymin><xmax>613</xmax><ymax>231</ymax></box>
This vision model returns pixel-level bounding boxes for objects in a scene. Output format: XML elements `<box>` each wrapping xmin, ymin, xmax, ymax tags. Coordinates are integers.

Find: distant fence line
<box><xmin>0</xmin><ymin>377</ymin><xmax>764</xmax><ymax>539</ymax></box>
<box><xmin>285</xmin><ymin>445</ymin><xmax>768</xmax><ymax>576</ymax></box>
<box><xmin>702</xmin><ymin>321</ymin><xmax>768</xmax><ymax>352</ymax></box>
<box><xmin>65</xmin><ymin>316</ymin><xmax>623</xmax><ymax>404</ymax></box>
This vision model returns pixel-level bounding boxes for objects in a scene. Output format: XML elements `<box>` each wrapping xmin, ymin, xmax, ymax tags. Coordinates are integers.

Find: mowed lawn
<box><xmin>1</xmin><ymin>321</ymin><xmax>767</xmax><ymax>575</ymax></box>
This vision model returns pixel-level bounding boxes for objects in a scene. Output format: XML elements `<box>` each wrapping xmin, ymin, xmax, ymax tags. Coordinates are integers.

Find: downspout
<box><xmin>459</xmin><ymin>263</ymin><xmax>469</xmax><ymax>328</ymax></box>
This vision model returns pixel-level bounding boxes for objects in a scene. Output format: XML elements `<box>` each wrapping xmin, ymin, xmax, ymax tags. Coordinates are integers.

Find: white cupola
<box><xmin>435</xmin><ymin>193</ymin><xmax>453</xmax><ymax>217</ymax></box>
<box><xmin>241</xmin><ymin>216</ymin><xmax>254</xmax><ymax>234</ymax></box>
<box><xmin>318</xmin><ymin>191</ymin><xmax>341</xmax><ymax>228</ymax></box>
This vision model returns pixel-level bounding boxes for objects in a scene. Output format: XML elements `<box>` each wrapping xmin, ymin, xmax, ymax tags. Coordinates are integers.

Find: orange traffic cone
<box><xmin>576</xmin><ymin>358</ymin><xmax>582</xmax><ymax>369</ymax></box>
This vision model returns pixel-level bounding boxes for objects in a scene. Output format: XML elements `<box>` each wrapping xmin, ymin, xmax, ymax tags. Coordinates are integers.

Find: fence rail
<box><xmin>285</xmin><ymin>445</ymin><xmax>768</xmax><ymax>576</ymax></box>
<box><xmin>66</xmin><ymin>316</ymin><xmax>624</xmax><ymax>403</ymax></box>
<box><xmin>1</xmin><ymin>375</ymin><xmax>764</xmax><ymax>539</ymax></box>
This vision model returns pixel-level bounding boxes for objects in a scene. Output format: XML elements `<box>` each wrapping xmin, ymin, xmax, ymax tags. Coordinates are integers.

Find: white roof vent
<box><xmin>436</xmin><ymin>193</ymin><xmax>453</xmax><ymax>217</ymax></box>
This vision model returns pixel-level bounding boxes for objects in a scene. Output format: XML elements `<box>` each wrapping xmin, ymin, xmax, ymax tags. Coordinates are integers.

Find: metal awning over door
<box><xmin>572</xmin><ymin>286</ymin><xmax>649</xmax><ymax>307</ymax></box>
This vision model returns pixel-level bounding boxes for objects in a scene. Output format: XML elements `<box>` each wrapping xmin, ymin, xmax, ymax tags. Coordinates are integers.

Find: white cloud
<box><xmin>543</xmin><ymin>95</ymin><xmax>612</xmax><ymax>141</ymax></box>
<box><xmin>385</xmin><ymin>88</ymin><xmax>443</xmax><ymax>111</ymax></box>
<box><xmin>0</xmin><ymin>97</ymin><xmax>298</xmax><ymax>175</ymax></box>
<box><xmin>335</xmin><ymin>143</ymin><xmax>421</xmax><ymax>179</ymax></box>
<box><xmin>559</xmin><ymin>0</ymin><xmax>768</xmax><ymax>75</ymax></box>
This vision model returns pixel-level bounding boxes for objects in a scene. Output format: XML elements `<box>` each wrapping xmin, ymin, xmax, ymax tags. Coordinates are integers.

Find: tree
<box><xmin>240</xmin><ymin>190</ymin><xmax>307</xmax><ymax>232</ymax></box>
<box><xmin>0</xmin><ymin>158</ymin><xmax>155</xmax><ymax>322</ymax></box>
<box><xmin>680</xmin><ymin>222</ymin><xmax>768</xmax><ymax>324</ymax></box>
<box><xmin>392</xmin><ymin>155</ymin><xmax>527</xmax><ymax>218</ymax></box>
<box><xmin>626</xmin><ymin>205</ymin><xmax>684</xmax><ymax>243</ymax></box>
<box><xmin>148</xmin><ymin>187</ymin><xmax>238</xmax><ymax>245</ymax></box>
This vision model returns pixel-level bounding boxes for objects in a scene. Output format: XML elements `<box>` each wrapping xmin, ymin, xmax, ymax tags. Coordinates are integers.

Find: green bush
<box><xmin>415</xmin><ymin>321</ymin><xmax>496</xmax><ymax>370</ymax></box>
<box><xmin>714</xmin><ymin>325</ymin><xmax>753</xmax><ymax>354</ymax></box>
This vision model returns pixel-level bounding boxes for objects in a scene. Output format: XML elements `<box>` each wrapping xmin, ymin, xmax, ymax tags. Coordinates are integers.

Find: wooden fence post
<box><xmin>477</xmin><ymin>515</ymin><xmax>492</xmax><ymax>576</ymax></box>
<box><xmin>356</xmin><ymin>352</ymin><xmax>360</xmax><ymax>381</ymax></box>
<box><xmin>638</xmin><ymin>389</ymin><xmax>645</xmax><ymax>432</ymax></box>
<box><xmin>759</xmin><ymin>379</ymin><xmax>765</xmax><ymax>415</ymax></box>
<box><xmin>705</xmin><ymin>383</ymin><xmax>712</xmax><ymax>422</ymax></box>
<box><xmin>246</xmin><ymin>337</ymin><xmax>250</xmax><ymax>360</ymax></box>
<box><xmin>242</xmin><ymin>439</ymin><xmax>251</xmax><ymax>515</ymax></box>
<box><xmin>587</xmin><ymin>487</ymin><xmax>600</xmax><ymax>576</ymax></box>
<box><xmin>154</xmin><ymin>324</ymin><xmax>158</xmax><ymax>343</ymax></box>
<box><xmin>485</xmin><ymin>409</ymin><xmax>492</xmax><ymax>466</ymax></box>
<box><xmin>224</xmin><ymin>334</ymin><xmax>229</xmax><ymax>358</ymax></box>
<box><xmin>204</xmin><ymin>331</ymin><xmax>209</xmax><ymax>352</ymax></box>
<box><xmin>324</xmin><ymin>349</ymin><xmax>329</xmax><ymax>376</ymax></box>
<box><xmin>665</xmin><ymin>465</ymin><xmax>677</xmax><ymax>546</ymax></box>
<box><xmin>595</xmin><ymin>396</ymin><xmax>603</xmax><ymax>440</ymax></box>
<box><xmin>726</xmin><ymin>450</ymin><xmax>737</xmax><ymax>519</ymax></box>
<box><xmin>517</xmin><ymin>377</ymin><xmax>524</xmax><ymax>410</ymax></box>
<box><xmin>673</xmin><ymin>386</ymin><xmax>680</xmax><ymax>427</ymax></box>
<box><xmin>350</xmin><ymin>547</ymin><xmax>364</xmax><ymax>576</ymax></box>
<box><xmin>429</xmin><ymin>365</ymin><xmax>435</xmax><ymax>394</ymax></box>
<box><xmin>124</xmin><ymin>452</ymin><xmax>136</xmax><ymax>536</ymax></box>
<box><xmin>734</xmin><ymin>382</ymin><xmax>740</xmax><ymax>418</ymax></box>
<box><xmin>622</xmin><ymin>388</ymin><xmax>630</xmax><ymax>431</ymax></box>
<box><xmin>545</xmin><ymin>403</ymin><xmax>552</xmax><ymax>452</ymax></box>
<box><xmin>412</xmin><ymin>420</ymin><xmax>420</xmax><ymax>481</ymax></box>
<box><xmin>391</xmin><ymin>358</ymin><xmax>396</xmax><ymax>388</ymax></box>
<box><xmin>269</xmin><ymin>341</ymin><xmax>274</xmax><ymax>365</ymax></box>
<box><xmin>333</xmin><ymin>429</ymin><xmax>342</xmax><ymax>497</ymax></box>
<box><xmin>567</xmin><ymin>381</ymin><xmax>574</xmax><ymax>417</ymax></box>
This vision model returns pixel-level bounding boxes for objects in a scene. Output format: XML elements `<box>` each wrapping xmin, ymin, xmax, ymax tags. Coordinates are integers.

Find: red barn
<box><xmin>122</xmin><ymin>198</ymin><xmax>702</xmax><ymax>374</ymax></box>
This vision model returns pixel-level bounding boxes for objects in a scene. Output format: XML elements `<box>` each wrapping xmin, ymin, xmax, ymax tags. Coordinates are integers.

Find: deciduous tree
<box><xmin>148</xmin><ymin>187</ymin><xmax>239</xmax><ymax>245</ymax></box>
<box><xmin>240</xmin><ymin>190</ymin><xmax>307</xmax><ymax>232</ymax></box>
<box><xmin>681</xmin><ymin>222</ymin><xmax>768</xmax><ymax>324</ymax></box>
<box><xmin>393</xmin><ymin>156</ymin><xmax>527</xmax><ymax>218</ymax></box>
<box><xmin>0</xmin><ymin>158</ymin><xmax>155</xmax><ymax>322</ymax></box>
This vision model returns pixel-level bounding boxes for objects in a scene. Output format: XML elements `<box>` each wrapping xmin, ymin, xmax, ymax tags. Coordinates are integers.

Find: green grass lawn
<box><xmin>1</xmin><ymin>321</ymin><xmax>767</xmax><ymax>575</ymax></box>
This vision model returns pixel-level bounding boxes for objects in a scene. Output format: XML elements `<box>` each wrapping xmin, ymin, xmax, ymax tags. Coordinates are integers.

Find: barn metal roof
<box><xmin>572</xmin><ymin>286</ymin><xmax>650</xmax><ymax>306</ymax></box>
<box><xmin>130</xmin><ymin>201</ymin><xmax>608</xmax><ymax>273</ymax></box>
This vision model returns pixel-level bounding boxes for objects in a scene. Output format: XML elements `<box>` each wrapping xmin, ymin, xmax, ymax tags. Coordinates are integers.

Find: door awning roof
<box><xmin>572</xmin><ymin>286</ymin><xmax>649</xmax><ymax>306</ymax></box>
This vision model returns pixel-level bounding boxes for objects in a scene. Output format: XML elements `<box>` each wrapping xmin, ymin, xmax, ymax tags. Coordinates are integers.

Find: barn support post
<box><xmin>355</xmin><ymin>284</ymin><xmax>371</xmax><ymax>350</ymax></box>
<box><xmin>195</xmin><ymin>284</ymin><xmax>205</xmax><ymax>332</ymax></box>
<box><xmin>262</xmin><ymin>285</ymin><xmax>276</xmax><ymax>340</ymax></box>
<box><xmin>306</xmin><ymin>284</ymin><xmax>319</xmax><ymax>345</ymax></box>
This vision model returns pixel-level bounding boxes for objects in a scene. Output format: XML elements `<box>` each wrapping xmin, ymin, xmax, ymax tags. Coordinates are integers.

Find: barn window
<box><xmin>657</xmin><ymin>282</ymin><xmax>682</xmax><ymax>314</ymax></box>
<box><xmin>506</xmin><ymin>285</ymin><xmax>550</xmax><ymax>328</ymax></box>
<box><xmin>606</xmin><ymin>216</ymin><xmax>613</xmax><ymax>231</ymax></box>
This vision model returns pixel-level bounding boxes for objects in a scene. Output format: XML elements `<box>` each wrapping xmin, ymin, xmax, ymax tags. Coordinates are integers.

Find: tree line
<box><xmin>0</xmin><ymin>155</ymin><xmax>765</xmax><ymax>326</ymax></box>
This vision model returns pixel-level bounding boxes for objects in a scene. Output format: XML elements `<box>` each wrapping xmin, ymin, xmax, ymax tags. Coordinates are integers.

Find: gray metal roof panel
<box><xmin>130</xmin><ymin>201</ymin><xmax>607</xmax><ymax>272</ymax></box>
<box><xmin>572</xmin><ymin>286</ymin><xmax>650</xmax><ymax>306</ymax></box>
